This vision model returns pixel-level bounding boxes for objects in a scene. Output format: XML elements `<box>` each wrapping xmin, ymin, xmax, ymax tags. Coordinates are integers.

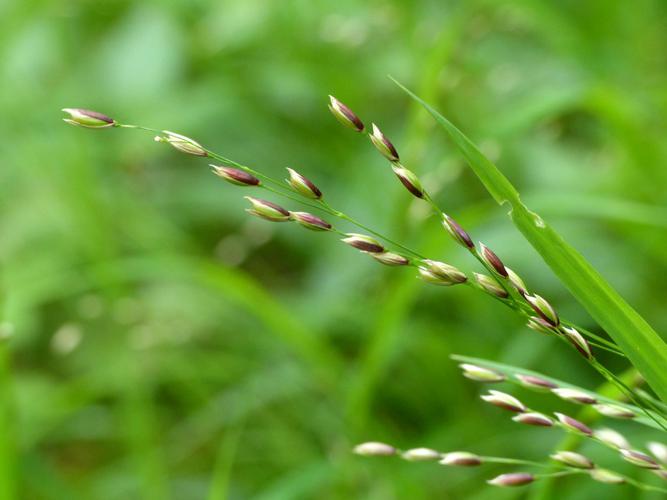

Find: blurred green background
<box><xmin>2</xmin><ymin>0</ymin><xmax>667</xmax><ymax>498</ymax></box>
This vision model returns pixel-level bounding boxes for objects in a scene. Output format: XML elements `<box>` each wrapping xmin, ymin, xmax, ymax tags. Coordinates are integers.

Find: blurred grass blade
<box><xmin>393</xmin><ymin>79</ymin><xmax>667</xmax><ymax>403</ymax></box>
<box><xmin>451</xmin><ymin>354</ymin><xmax>667</xmax><ymax>430</ymax></box>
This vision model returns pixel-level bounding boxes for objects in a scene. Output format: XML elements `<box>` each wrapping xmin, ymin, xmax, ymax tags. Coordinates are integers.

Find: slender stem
<box><xmin>481</xmin><ymin>456</ymin><xmax>550</xmax><ymax>468</ymax></box>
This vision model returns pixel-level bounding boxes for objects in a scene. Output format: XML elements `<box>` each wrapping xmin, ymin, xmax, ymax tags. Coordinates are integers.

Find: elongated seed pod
<box><xmin>525</xmin><ymin>294</ymin><xmax>559</xmax><ymax>326</ymax></box>
<box><xmin>487</xmin><ymin>473</ymin><xmax>534</xmax><ymax>487</ymax></box>
<box><xmin>401</xmin><ymin>448</ymin><xmax>441</xmax><ymax>461</ymax></box>
<box><xmin>391</xmin><ymin>164</ymin><xmax>424</xmax><ymax>198</ymax></box>
<box><xmin>551</xmin><ymin>388</ymin><xmax>597</xmax><ymax>405</ymax></box>
<box><xmin>620</xmin><ymin>449</ymin><xmax>660</xmax><ymax>469</ymax></box>
<box><xmin>550</xmin><ymin>451</ymin><xmax>594</xmax><ymax>469</ymax></box>
<box><xmin>481</xmin><ymin>390</ymin><xmax>526</xmax><ymax>412</ymax></box>
<box><xmin>440</xmin><ymin>452</ymin><xmax>482</xmax><ymax>466</ymax></box>
<box><xmin>515</xmin><ymin>374</ymin><xmax>558</xmax><ymax>391</ymax></box>
<box><xmin>474</xmin><ymin>273</ymin><xmax>509</xmax><ymax>298</ymax></box>
<box><xmin>155</xmin><ymin>130</ymin><xmax>208</xmax><ymax>156</ymax></box>
<box><xmin>593</xmin><ymin>403</ymin><xmax>635</xmax><ymax>419</ymax></box>
<box><xmin>341</xmin><ymin>233</ymin><xmax>385</xmax><ymax>253</ymax></box>
<box><xmin>554</xmin><ymin>412</ymin><xmax>592</xmax><ymax>435</ymax></box>
<box><xmin>244</xmin><ymin>197</ymin><xmax>290</xmax><ymax>222</ymax></box>
<box><xmin>328</xmin><ymin>95</ymin><xmax>365</xmax><ymax>132</ymax></box>
<box><xmin>212</xmin><ymin>165</ymin><xmax>260</xmax><ymax>186</ymax></box>
<box><xmin>459</xmin><ymin>363</ymin><xmax>505</xmax><ymax>382</ymax></box>
<box><xmin>479</xmin><ymin>243</ymin><xmax>508</xmax><ymax>277</ymax></box>
<box><xmin>290</xmin><ymin>212</ymin><xmax>332</xmax><ymax>231</ymax></box>
<box><xmin>442</xmin><ymin>214</ymin><xmax>474</xmax><ymax>249</ymax></box>
<box><xmin>62</xmin><ymin>108</ymin><xmax>116</xmax><ymax>128</ymax></box>
<box><xmin>371</xmin><ymin>252</ymin><xmax>409</xmax><ymax>266</ymax></box>
<box><xmin>286</xmin><ymin>168</ymin><xmax>322</xmax><ymax>199</ymax></box>
<box><xmin>512</xmin><ymin>412</ymin><xmax>553</xmax><ymax>427</ymax></box>
<box><xmin>369</xmin><ymin>123</ymin><xmax>399</xmax><ymax>161</ymax></box>
<box><xmin>353</xmin><ymin>442</ymin><xmax>396</xmax><ymax>456</ymax></box>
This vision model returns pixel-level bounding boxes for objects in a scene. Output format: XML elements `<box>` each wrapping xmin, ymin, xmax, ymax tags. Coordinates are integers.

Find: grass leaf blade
<box><xmin>393</xmin><ymin>78</ymin><xmax>667</xmax><ymax>403</ymax></box>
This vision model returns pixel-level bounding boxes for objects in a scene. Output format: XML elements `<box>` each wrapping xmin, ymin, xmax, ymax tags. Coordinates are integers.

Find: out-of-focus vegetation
<box><xmin>2</xmin><ymin>0</ymin><xmax>667</xmax><ymax>498</ymax></box>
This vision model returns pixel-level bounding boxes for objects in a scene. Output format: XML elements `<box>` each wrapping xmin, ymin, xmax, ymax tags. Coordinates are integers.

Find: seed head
<box><xmin>459</xmin><ymin>363</ymin><xmax>505</xmax><ymax>383</ymax></box>
<box><xmin>369</xmin><ymin>123</ymin><xmax>399</xmax><ymax>162</ymax></box>
<box><xmin>554</xmin><ymin>412</ymin><xmax>592</xmax><ymax>436</ymax></box>
<box><xmin>211</xmin><ymin>165</ymin><xmax>260</xmax><ymax>186</ymax></box>
<box><xmin>442</xmin><ymin>214</ymin><xmax>474</xmax><ymax>249</ymax></box>
<box><xmin>515</xmin><ymin>374</ymin><xmax>558</xmax><ymax>391</ymax></box>
<box><xmin>290</xmin><ymin>212</ymin><xmax>332</xmax><ymax>231</ymax></box>
<box><xmin>620</xmin><ymin>449</ymin><xmax>660</xmax><ymax>469</ymax></box>
<box><xmin>479</xmin><ymin>243</ymin><xmax>508</xmax><ymax>277</ymax></box>
<box><xmin>474</xmin><ymin>273</ymin><xmax>509</xmax><ymax>299</ymax></box>
<box><xmin>244</xmin><ymin>197</ymin><xmax>291</xmax><ymax>222</ymax></box>
<box><xmin>593</xmin><ymin>403</ymin><xmax>636</xmax><ymax>419</ymax></box>
<box><xmin>525</xmin><ymin>294</ymin><xmax>559</xmax><ymax>326</ymax></box>
<box><xmin>328</xmin><ymin>95</ymin><xmax>364</xmax><ymax>132</ymax></box>
<box><xmin>550</xmin><ymin>451</ymin><xmax>594</xmax><ymax>469</ymax></box>
<box><xmin>371</xmin><ymin>252</ymin><xmax>409</xmax><ymax>266</ymax></box>
<box><xmin>341</xmin><ymin>233</ymin><xmax>385</xmax><ymax>253</ymax></box>
<box><xmin>590</xmin><ymin>468</ymin><xmax>625</xmax><ymax>484</ymax></box>
<box><xmin>62</xmin><ymin>108</ymin><xmax>116</xmax><ymax>128</ymax></box>
<box><xmin>401</xmin><ymin>448</ymin><xmax>441</xmax><ymax>461</ymax></box>
<box><xmin>155</xmin><ymin>130</ymin><xmax>207</xmax><ymax>157</ymax></box>
<box><xmin>551</xmin><ymin>388</ymin><xmax>597</xmax><ymax>405</ymax></box>
<box><xmin>487</xmin><ymin>473</ymin><xmax>534</xmax><ymax>487</ymax></box>
<box><xmin>512</xmin><ymin>412</ymin><xmax>554</xmax><ymax>427</ymax></box>
<box><xmin>505</xmin><ymin>267</ymin><xmax>527</xmax><ymax>294</ymax></box>
<box><xmin>286</xmin><ymin>168</ymin><xmax>322</xmax><ymax>199</ymax></box>
<box><xmin>353</xmin><ymin>442</ymin><xmax>397</xmax><ymax>456</ymax></box>
<box><xmin>526</xmin><ymin>316</ymin><xmax>556</xmax><ymax>335</ymax></box>
<box><xmin>481</xmin><ymin>390</ymin><xmax>526</xmax><ymax>412</ymax></box>
<box><xmin>440</xmin><ymin>452</ymin><xmax>482</xmax><ymax>467</ymax></box>
<box><xmin>419</xmin><ymin>260</ymin><xmax>467</xmax><ymax>285</ymax></box>
<box><xmin>648</xmin><ymin>442</ymin><xmax>667</xmax><ymax>464</ymax></box>
<box><xmin>561</xmin><ymin>326</ymin><xmax>592</xmax><ymax>359</ymax></box>
<box><xmin>595</xmin><ymin>428</ymin><xmax>630</xmax><ymax>450</ymax></box>
<box><xmin>391</xmin><ymin>164</ymin><xmax>424</xmax><ymax>198</ymax></box>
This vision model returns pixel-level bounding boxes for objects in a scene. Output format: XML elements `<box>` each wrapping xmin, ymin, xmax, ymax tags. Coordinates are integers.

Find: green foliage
<box><xmin>3</xmin><ymin>0</ymin><xmax>667</xmax><ymax>498</ymax></box>
<box><xmin>397</xmin><ymin>79</ymin><xmax>667</xmax><ymax>403</ymax></box>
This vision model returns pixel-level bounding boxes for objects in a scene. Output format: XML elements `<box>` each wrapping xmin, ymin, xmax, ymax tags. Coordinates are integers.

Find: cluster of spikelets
<box><xmin>352</xmin><ymin>361</ymin><xmax>667</xmax><ymax>491</ymax></box>
<box><xmin>61</xmin><ymin>104</ymin><xmax>598</xmax><ymax>362</ymax></box>
<box><xmin>61</xmin><ymin>100</ymin><xmax>664</xmax><ymax>492</ymax></box>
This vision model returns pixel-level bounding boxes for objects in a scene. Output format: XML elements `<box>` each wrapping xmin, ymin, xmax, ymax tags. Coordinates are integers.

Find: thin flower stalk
<box><xmin>353</xmin><ymin>440</ymin><xmax>667</xmax><ymax>493</ymax></box>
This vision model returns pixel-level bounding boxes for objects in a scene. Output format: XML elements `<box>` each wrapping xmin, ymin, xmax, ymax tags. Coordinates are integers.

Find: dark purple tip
<box><xmin>395</xmin><ymin>172</ymin><xmax>424</xmax><ymax>198</ymax></box>
<box><xmin>481</xmin><ymin>245</ymin><xmax>508</xmax><ymax>277</ymax></box>
<box><xmin>77</xmin><ymin>108</ymin><xmax>114</xmax><ymax>123</ymax></box>
<box><xmin>445</xmin><ymin>215</ymin><xmax>474</xmax><ymax>248</ymax></box>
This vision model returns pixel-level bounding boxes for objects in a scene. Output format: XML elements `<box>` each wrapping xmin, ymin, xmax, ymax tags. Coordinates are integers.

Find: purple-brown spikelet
<box><xmin>440</xmin><ymin>452</ymin><xmax>483</xmax><ymax>467</ymax></box>
<box><xmin>515</xmin><ymin>374</ymin><xmax>558</xmax><ymax>391</ymax></box>
<box><xmin>290</xmin><ymin>212</ymin><xmax>332</xmax><ymax>231</ymax></box>
<box><xmin>286</xmin><ymin>168</ymin><xmax>322</xmax><ymax>199</ymax></box>
<box><xmin>555</xmin><ymin>412</ymin><xmax>592</xmax><ymax>436</ymax></box>
<box><xmin>512</xmin><ymin>412</ymin><xmax>554</xmax><ymax>427</ymax></box>
<box><xmin>620</xmin><ymin>449</ymin><xmax>660</xmax><ymax>469</ymax></box>
<box><xmin>391</xmin><ymin>165</ymin><xmax>424</xmax><ymax>198</ymax></box>
<box><xmin>525</xmin><ymin>294</ymin><xmax>559</xmax><ymax>326</ymax></box>
<box><xmin>369</xmin><ymin>123</ymin><xmax>399</xmax><ymax>162</ymax></box>
<box><xmin>212</xmin><ymin>165</ymin><xmax>260</xmax><ymax>186</ymax></box>
<box><xmin>488</xmin><ymin>472</ymin><xmax>534</xmax><ymax>487</ymax></box>
<box><xmin>341</xmin><ymin>233</ymin><xmax>385</xmax><ymax>253</ymax></box>
<box><xmin>62</xmin><ymin>108</ymin><xmax>116</xmax><ymax>128</ymax></box>
<box><xmin>561</xmin><ymin>326</ymin><xmax>592</xmax><ymax>359</ymax></box>
<box><xmin>244</xmin><ymin>197</ymin><xmax>291</xmax><ymax>222</ymax></box>
<box><xmin>443</xmin><ymin>214</ymin><xmax>474</xmax><ymax>249</ymax></box>
<box><xmin>481</xmin><ymin>390</ymin><xmax>526</xmax><ymax>412</ymax></box>
<box><xmin>479</xmin><ymin>243</ymin><xmax>508</xmax><ymax>277</ymax></box>
<box><xmin>328</xmin><ymin>95</ymin><xmax>365</xmax><ymax>132</ymax></box>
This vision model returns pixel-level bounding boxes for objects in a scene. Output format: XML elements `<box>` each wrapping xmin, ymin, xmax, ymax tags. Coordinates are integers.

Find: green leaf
<box><xmin>452</xmin><ymin>354</ymin><xmax>667</xmax><ymax>430</ymax></box>
<box><xmin>394</xmin><ymin>78</ymin><xmax>667</xmax><ymax>403</ymax></box>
